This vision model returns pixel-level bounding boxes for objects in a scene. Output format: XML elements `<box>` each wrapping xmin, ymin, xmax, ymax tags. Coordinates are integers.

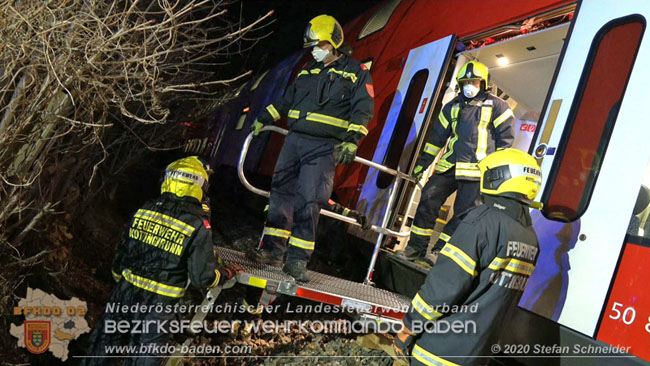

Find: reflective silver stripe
<box><xmin>135</xmin><ymin>209</ymin><xmax>195</xmax><ymax>236</ymax></box>
<box><xmin>476</xmin><ymin>104</ymin><xmax>493</xmax><ymax>161</ymax></box>
<box><xmin>288</xmin><ymin>109</ymin><xmax>300</xmax><ymax>119</ymax></box>
<box><xmin>347</xmin><ymin>123</ymin><xmax>368</xmax><ymax>136</ymax></box>
<box><xmin>441</xmin><ymin>243</ymin><xmax>477</xmax><ymax>276</ymax></box>
<box><xmin>438</xmin><ymin>111</ymin><xmax>450</xmax><ymax>129</ymax></box>
<box><xmin>412</xmin><ymin>293</ymin><xmax>442</xmax><ymax>321</ymax></box>
<box><xmin>489</xmin><ymin>257</ymin><xmax>535</xmax><ymax>276</ymax></box>
<box><xmin>288</xmin><ymin>236</ymin><xmax>315</xmax><ymax>250</ymax></box>
<box><xmin>455</xmin><ymin>162</ymin><xmax>481</xmax><ymax>178</ymax></box>
<box><xmin>424</xmin><ymin>143</ymin><xmax>441</xmax><ymax>156</ymax></box>
<box><xmin>263</xmin><ymin>227</ymin><xmax>290</xmax><ymax>239</ymax></box>
<box><xmin>413</xmin><ymin>345</ymin><xmax>461</xmax><ymax>366</ymax></box>
<box><xmin>411</xmin><ymin>225</ymin><xmax>434</xmax><ymax>237</ymax></box>
<box><xmin>266</xmin><ymin>105</ymin><xmax>280</xmax><ymax>121</ymax></box>
<box><xmin>305</xmin><ymin>112</ymin><xmax>349</xmax><ymax>129</ymax></box>
<box><xmin>493</xmin><ymin>109</ymin><xmax>514</xmax><ymax>128</ymax></box>
<box><xmin>122</xmin><ymin>269</ymin><xmax>185</xmax><ymax>298</ymax></box>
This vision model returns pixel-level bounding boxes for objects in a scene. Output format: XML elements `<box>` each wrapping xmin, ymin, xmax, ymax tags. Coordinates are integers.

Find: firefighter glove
<box><xmin>347</xmin><ymin>210</ymin><xmax>371</xmax><ymax>230</ymax></box>
<box><xmin>393</xmin><ymin>328</ymin><xmax>416</xmax><ymax>361</ymax></box>
<box><xmin>250</xmin><ymin>120</ymin><xmax>264</xmax><ymax>137</ymax></box>
<box><xmin>217</xmin><ymin>263</ymin><xmax>243</xmax><ymax>287</ymax></box>
<box><xmin>335</xmin><ymin>142</ymin><xmax>357</xmax><ymax>165</ymax></box>
<box><xmin>411</xmin><ymin>165</ymin><xmax>424</xmax><ymax>181</ymax></box>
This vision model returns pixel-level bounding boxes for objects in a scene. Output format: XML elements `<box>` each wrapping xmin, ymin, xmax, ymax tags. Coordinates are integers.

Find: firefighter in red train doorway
<box><xmin>394</xmin><ymin>149</ymin><xmax>542</xmax><ymax>366</ymax></box>
<box><xmin>246</xmin><ymin>15</ymin><xmax>374</xmax><ymax>282</ymax></box>
<box><xmin>82</xmin><ymin>157</ymin><xmax>241</xmax><ymax>366</ymax></box>
<box><xmin>400</xmin><ymin>60</ymin><xmax>515</xmax><ymax>269</ymax></box>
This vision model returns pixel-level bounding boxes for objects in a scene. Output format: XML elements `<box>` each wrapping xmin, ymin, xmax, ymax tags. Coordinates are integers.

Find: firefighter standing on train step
<box><xmin>82</xmin><ymin>157</ymin><xmax>241</xmax><ymax>366</ymax></box>
<box><xmin>247</xmin><ymin>14</ymin><xmax>374</xmax><ymax>282</ymax></box>
<box><xmin>393</xmin><ymin>149</ymin><xmax>542</xmax><ymax>366</ymax></box>
<box><xmin>400</xmin><ymin>60</ymin><xmax>515</xmax><ymax>268</ymax></box>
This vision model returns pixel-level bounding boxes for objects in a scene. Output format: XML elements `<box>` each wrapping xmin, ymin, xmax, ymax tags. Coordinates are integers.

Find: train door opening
<box><xmin>392</xmin><ymin>23</ymin><xmax>570</xmax><ymax>264</ymax></box>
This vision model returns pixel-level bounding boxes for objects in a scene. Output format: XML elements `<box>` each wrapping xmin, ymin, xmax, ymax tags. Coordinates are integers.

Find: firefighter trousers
<box><xmin>82</xmin><ymin>280</ymin><xmax>178</xmax><ymax>366</ymax></box>
<box><xmin>408</xmin><ymin>168</ymin><xmax>480</xmax><ymax>256</ymax></box>
<box><xmin>260</xmin><ymin>132</ymin><xmax>337</xmax><ymax>264</ymax></box>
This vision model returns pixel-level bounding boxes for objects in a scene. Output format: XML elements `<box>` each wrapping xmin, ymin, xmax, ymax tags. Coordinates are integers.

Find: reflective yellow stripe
<box><xmin>438</xmin><ymin>111</ymin><xmax>450</xmax><ymax>129</ymax></box>
<box><xmin>413</xmin><ymin>345</ymin><xmax>461</xmax><ymax>366</ymax></box>
<box><xmin>411</xmin><ymin>225</ymin><xmax>434</xmax><ymax>237</ymax></box>
<box><xmin>122</xmin><ymin>269</ymin><xmax>186</xmax><ymax>298</ymax></box>
<box><xmin>305</xmin><ymin>112</ymin><xmax>349</xmax><ymax>129</ymax></box>
<box><xmin>475</xmin><ymin>104</ymin><xmax>493</xmax><ymax>161</ymax></box>
<box><xmin>412</xmin><ymin>293</ymin><xmax>442</xmax><ymax>321</ymax></box>
<box><xmin>288</xmin><ymin>109</ymin><xmax>300</xmax><ymax>119</ymax></box>
<box><xmin>493</xmin><ymin>109</ymin><xmax>514</xmax><ymax>128</ymax></box>
<box><xmin>441</xmin><ymin>243</ymin><xmax>477</xmax><ymax>276</ymax></box>
<box><xmin>347</xmin><ymin>123</ymin><xmax>368</xmax><ymax>136</ymax></box>
<box><xmin>440</xmin><ymin>104</ymin><xmax>460</xmax><ymax>163</ymax></box>
<box><xmin>310</xmin><ymin>68</ymin><xmax>321</xmax><ymax>74</ymax></box>
<box><xmin>111</xmin><ymin>270</ymin><xmax>122</xmax><ymax>282</ymax></box>
<box><xmin>455</xmin><ymin>169</ymin><xmax>482</xmax><ymax>178</ymax></box>
<box><xmin>248</xmin><ymin>276</ymin><xmax>267</xmax><ymax>289</ymax></box>
<box><xmin>424</xmin><ymin>143</ymin><xmax>441</xmax><ymax>156</ymax></box>
<box><xmin>297</xmin><ymin>70</ymin><xmax>310</xmax><ymax>78</ymax></box>
<box><xmin>135</xmin><ymin>209</ymin><xmax>195</xmax><ymax>236</ymax></box>
<box><xmin>209</xmin><ymin>269</ymin><xmax>221</xmax><ymax>288</ymax></box>
<box><xmin>342</xmin><ymin>208</ymin><xmax>351</xmax><ymax>216</ymax></box>
<box><xmin>439</xmin><ymin>232</ymin><xmax>451</xmax><ymax>243</ymax></box>
<box><xmin>266</xmin><ymin>105</ymin><xmax>280</xmax><ymax>121</ymax></box>
<box><xmin>288</xmin><ymin>236</ymin><xmax>315</xmax><ymax>250</ymax></box>
<box><xmin>263</xmin><ymin>227</ymin><xmax>291</xmax><ymax>239</ymax></box>
<box><xmin>489</xmin><ymin>257</ymin><xmax>536</xmax><ymax>276</ymax></box>
<box><xmin>327</xmin><ymin>68</ymin><xmax>358</xmax><ymax>83</ymax></box>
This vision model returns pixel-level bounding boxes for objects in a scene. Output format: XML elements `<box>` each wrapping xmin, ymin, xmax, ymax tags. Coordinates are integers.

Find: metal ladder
<box><xmin>238</xmin><ymin>126</ymin><xmax>418</xmax><ymax>285</ymax></box>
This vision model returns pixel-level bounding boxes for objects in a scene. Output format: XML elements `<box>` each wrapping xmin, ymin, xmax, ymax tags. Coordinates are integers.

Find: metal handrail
<box><xmin>237</xmin><ymin>126</ymin><xmax>413</xmax><ymax>238</ymax></box>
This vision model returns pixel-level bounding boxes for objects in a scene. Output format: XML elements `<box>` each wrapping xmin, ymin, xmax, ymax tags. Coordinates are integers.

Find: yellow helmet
<box><xmin>161</xmin><ymin>156</ymin><xmax>211</xmax><ymax>201</ymax></box>
<box><xmin>478</xmin><ymin>149</ymin><xmax>542</xmax><ymax>201</ymax></box>
<box><xmin>457</xmin><ymin>60</ymin><xmax>489</xmax><ymax>87</ymax></box>
<box><xmin>303</xmin><ymin>15</ymin><xmax>344</xmax><ymax>49</ymax></box>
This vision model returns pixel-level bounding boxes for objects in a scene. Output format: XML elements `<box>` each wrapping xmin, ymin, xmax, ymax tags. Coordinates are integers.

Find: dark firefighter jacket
<box><xmin>111</xmin><ymin>193</ymin><xmax>220</xmax><ymax>299</ymax></box>
<box><xmin>257</xmin><ymin>54</ymin><xmax>374</xmax><ymax>144</ymax></box>
<box><xmin>418</xmin><ymin>92</ymin><xmax>514</xmax><ymax>180</ymax></box>
<box><xmin>403</xmin><ymin>195</ymin><xmax>540</xmax><ymax>366</ymax></box>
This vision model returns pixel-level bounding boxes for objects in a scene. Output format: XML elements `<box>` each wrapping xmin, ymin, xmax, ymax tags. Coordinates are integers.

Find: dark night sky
<box><xmin>236</xmin><ymin>0</ymin><xmax>379</xmax><ymax>72</ymax></box>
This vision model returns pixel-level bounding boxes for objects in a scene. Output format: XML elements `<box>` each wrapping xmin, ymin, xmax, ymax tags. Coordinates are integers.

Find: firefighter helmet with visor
<box><xmin>161</xmin><ymin>156</ymin><xmax>212</xmax><ymax>201</ymax></box>
<box><xmin>303</xmin><ymin>15</ymin><xmax>344</xmax><ymax>49</ymax></box>
<box><xmin>457</xmin><ymin>60</ymin><xmax>490</xmax><ymax>88</ymax></box>
<box><xmin>478</xmin><ymin>149</ymin><xmax>542</xmax><ymax>201</ymax></box>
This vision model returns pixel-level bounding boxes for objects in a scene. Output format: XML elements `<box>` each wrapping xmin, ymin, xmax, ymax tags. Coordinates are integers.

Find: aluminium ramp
<box><xmin>216</xmin><ymin>247</ymin><xmax>410</xmax><ymax>323</ymax></box>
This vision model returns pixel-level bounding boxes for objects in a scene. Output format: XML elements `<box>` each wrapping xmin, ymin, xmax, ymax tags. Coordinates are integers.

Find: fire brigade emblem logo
<box><xmin>25</xmin><ymin>321</ymin><xmax>51</xmax><ymax>354</ymax></box>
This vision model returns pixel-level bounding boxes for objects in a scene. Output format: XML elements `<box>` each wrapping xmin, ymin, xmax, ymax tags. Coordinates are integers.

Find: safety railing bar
<box><xmin>237</xmin><ymin>126</ymin><xmax>412</xmax><ymax>238</ymax></box>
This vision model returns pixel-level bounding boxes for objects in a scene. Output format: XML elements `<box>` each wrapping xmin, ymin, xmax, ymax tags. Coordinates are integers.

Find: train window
<box><xmin>250</xmin><ymin>70</ymin><xmax>269</xmax><ymax>91</ymax></box>
<box><xmin>377</xmin><ymin>68</ymin><xmax>429</xmax><ymax>189</ymax></box>
<box><xmin>541</xmin><ymin>15</ymin><xmax>645</xmax><ymax>222</ymax></box>
<box><xmin>357</xmin><ymin>0</ymin><xmax>402</xmax><ymax>40</ymax></box>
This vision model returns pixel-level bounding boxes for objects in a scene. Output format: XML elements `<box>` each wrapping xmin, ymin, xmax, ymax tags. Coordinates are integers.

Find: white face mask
<box><xmin>463</xmin><ymin>84</ymin><xmax>480</xmax><ymax>99</ymax></box>
<box><xmin>312</xmin><ymin>46</ymin><xmax>330</xmax><ymax>63</ymax></box>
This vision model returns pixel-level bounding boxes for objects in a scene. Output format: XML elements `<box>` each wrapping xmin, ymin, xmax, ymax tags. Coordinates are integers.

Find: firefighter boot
<box><xmin>283</xmin><ymin>261</ymin><xmax>310</xmax><ymax>282</ymax></box>
<box><xmin>398</xmin><ymin>247</ymin><xmax>434</xmax><ymax>270</ymax></box>
<box><xmin>246</xmin><ymin>248</ymin><xmax>282</xmax><ymax>267</ymax></box>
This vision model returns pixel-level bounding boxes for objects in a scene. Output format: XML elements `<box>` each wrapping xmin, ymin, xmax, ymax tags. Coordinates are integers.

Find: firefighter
<box><xmin>400</xmin><ymin>60</ymin><xmax>515</xmax><ymax>268</ymax></box>
<box><xmin>393</xmin><ymin>148</ymin><xmax>542</xmax><ymax>366</ymax></box>
<box><xmin>83</xmin><ymin>156</ymin><xmax>241</xmax><ymax>366</ymax></box>
<box><xmin>246</xmin><ymin>14</ymin><xmax>374</xmax><ymax>282</ymax></box>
